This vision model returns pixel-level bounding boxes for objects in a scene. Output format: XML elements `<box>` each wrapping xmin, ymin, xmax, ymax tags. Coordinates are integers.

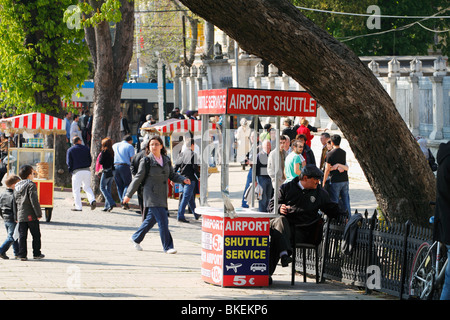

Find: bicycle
<box><xmin>409</xmin><ymin>203</ymin><xmax>448</xmax><ymax>300</ymax></box>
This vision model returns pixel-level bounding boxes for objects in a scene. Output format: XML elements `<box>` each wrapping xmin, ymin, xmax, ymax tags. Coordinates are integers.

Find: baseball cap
<box><xmin>301</xmin><ymin>164</ymin><xmax>323</xmax><ymax>179</ymax></box>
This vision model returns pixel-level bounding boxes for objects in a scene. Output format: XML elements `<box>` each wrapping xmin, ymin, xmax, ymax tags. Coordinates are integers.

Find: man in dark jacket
<box><xmin>434</xmin><ymin>141</ymin><xmax>450</xmax><ymax>300</ymax></box>
<box><xmin>66</xmin><ymin>136</ymin><xmax>96</xmax><ymax>211</ymax></box>
<box><xmin>174</xmin><ymin>139</ymin><xmax>200</xmax><ymax>222</ymax></box>
<box><xmin>267</xmin><ymin>164</ymin><xmax>345</xmax><ymax>279</ymax></box>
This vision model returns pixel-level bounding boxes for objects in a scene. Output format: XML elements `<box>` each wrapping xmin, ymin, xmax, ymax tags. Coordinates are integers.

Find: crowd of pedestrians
<box><xmin>1</xmin><ymin>110</ymin><xmax>448</xmax><ymax>295</ymax></box>
<box><xmin>0</xmin><ymin>111</ymin><xmax>357</xmax><ymax>263</ymax></box>
<box><xmin>239</xmin><ymin>117</ymin><xmax>352</xmax><ymax>219</ymax></box>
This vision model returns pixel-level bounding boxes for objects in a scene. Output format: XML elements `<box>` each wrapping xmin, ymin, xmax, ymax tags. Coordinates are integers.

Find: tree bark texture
<box><xmin>84</xmin><ymin>0</ymin><xmax>135</xmax><ymax>198</ymax></box>
<box><xmin>179</xmin><ymin>0</ymin><xmax>436</xmax><ymax>226</ymax></box>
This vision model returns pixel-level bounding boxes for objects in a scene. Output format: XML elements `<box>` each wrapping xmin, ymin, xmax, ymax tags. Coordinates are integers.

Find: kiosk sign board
<box><xmin>198</xmin><ymin>88</ymin><xmax>317</xmax><ymax>117</ymax></box>
<box><xmin>201</xmin><ymin>213</ymin><xmax>271</xmax><ymax>287</ymax></box>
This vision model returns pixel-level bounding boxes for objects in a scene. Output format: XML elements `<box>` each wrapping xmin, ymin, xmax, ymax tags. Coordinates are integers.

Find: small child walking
<box><xmin>14</xmin><ymin>165</ymin><xmax>44</xmax><ymax>261</ymax></box>
<box><xmin>0</xmin><ymin>175</ymin><xmax>21</xmax><ymax>259</ymax></box>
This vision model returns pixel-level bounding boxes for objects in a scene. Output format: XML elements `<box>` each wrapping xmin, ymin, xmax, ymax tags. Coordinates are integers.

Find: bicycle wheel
<box><xmin>409</xmin><ymin>242</ymin><xmax>436</xmax><ymax>300</ymax></box>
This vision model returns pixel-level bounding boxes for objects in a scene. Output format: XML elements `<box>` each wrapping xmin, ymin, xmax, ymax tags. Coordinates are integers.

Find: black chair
<box><xmin>291</xmin><ymin>217</ymin><xmax>324</xmax><ymax>285</ymax></box>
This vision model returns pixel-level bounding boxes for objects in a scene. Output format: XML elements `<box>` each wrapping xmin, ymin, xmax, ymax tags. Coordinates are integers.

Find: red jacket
<box><xmin>296</xmin><ymin>125</ymin><xmax>313</xmax><ymax>147</ymax></box>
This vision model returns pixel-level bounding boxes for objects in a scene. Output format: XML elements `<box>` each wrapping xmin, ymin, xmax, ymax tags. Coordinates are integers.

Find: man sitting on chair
<box><xmin>267</xmin><ymin>164</ymin><xmax>346</xmax><ymax>280</ymax></box>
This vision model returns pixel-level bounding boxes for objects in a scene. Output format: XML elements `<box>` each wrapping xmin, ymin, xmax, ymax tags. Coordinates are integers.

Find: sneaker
<box><xmin>280</xmin><ymin>254</ymin><xmax>292</xmax><ymax>267</ymax></box>
<box><xmin>90</xmin><ymin>201</ymin><xmax>97</xmax><ymax>210</ymax></box>
<box><xmin>130</xmin><ymin>237</ymin><xmax>143</xmax><ymax>251</ymax></box>
<box><xmin>33</xmin><ymin>254</ymin><xmax>45</xmax><ymax>260</ymax></box>
<box><xmin>166</xmin><ymin>248</ymin><xmax>177</xmax><ymax>254</ymax></box>
<box><xmin>123</xmin><ymin>203</ymin><xmax>130</xmax><ymax>210</ymax></box>
<box><xmin>0</xmin><ymin>253</ymin><xmax>9</xmax><ymax>260</ymax></box>
<box><xmin>19</xmin><ymin>257</ymin><xmax>28</xmax><ymax>261</ymax></box>
<box><xmin>177</xmin><ymin>218</ymin><xmax>190</xmax><ymax>223</ymax></box>
<box><xmin>71</xmin><ymin>208</ymin><xmax>82</xmax><ymax>212</ymax></box>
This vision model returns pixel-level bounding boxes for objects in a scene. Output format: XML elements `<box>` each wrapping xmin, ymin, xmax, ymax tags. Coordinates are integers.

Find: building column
<box><xmin>429</xmin><ymin>76</ymin><xmax>444</xmax><ymax>140</ymax></box>
<box><xmin>196</xmin><ymin>65</ymin><xmax>206</xmax><ymax>94</ymax></box>
<box><xmin>253</xmin><ymin>62</ymin><xmax>263</xmax><ymax>89</ymax></box>
<box><xmin>408</xmin><ymin>58</ymin><xmax>422</xmax><ymax>136</ymax></box>
<box><xmin>180</xmin><ymin>66</ymin><xmax>189</xmax><ymax>114</ymax></box>
<box><xmin>429</xmin><ymin>57</ymin><xmax>447</xmax><ymax>141</ymax></box>
<box><xmin>173</xmin><ymin>66</ymin><xmax>181</xmax><ymax>110</ymax></box>
<box><xmin>189</xmin><ymin>65</ymin><xmax>197</xmax><ymax>112</ymax></box>
<box><xmin>267</xmin><ymin>64</ymin><xmax>277</xmax><ymax>90</ymax></box>
<box><xmin>386</xmin><ymin>57</ymin><xmax>400</xmax><ymax>106</ymax></box>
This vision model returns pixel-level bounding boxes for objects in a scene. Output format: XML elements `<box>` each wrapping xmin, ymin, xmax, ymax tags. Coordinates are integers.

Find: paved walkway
<box><xmin>0</xmin><ymin>132</ymin><xmax>390</xmax><ymax>301</ymax></box>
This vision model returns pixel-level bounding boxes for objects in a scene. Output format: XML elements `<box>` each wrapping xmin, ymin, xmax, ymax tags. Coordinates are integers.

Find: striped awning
<box><xmin>142</xmin><ymin>118</ymin><xmax>216</xmax><ymax>135</ymax></box>
<box><xmin>61</xmin><ymin>101</ymin><xmax>83</xmax><ymax>109</ymax></box>
<box><xmin>0</xmin><ymin>113</ymin><xmax>66</xmax><ymax>135</ymax></box>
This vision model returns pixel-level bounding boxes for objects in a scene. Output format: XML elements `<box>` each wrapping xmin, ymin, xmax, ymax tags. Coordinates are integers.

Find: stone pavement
<box><xmin>0</xmin><ymin>131</ymin><xmax>388</xmax><ymax>301</ymax></box>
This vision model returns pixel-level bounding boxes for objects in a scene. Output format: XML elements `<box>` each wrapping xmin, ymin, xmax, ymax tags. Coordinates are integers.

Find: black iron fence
<box><xmin>294</xmin><ymin>210</ymin><xmax>433</xmax><ymax>299</ymax></box>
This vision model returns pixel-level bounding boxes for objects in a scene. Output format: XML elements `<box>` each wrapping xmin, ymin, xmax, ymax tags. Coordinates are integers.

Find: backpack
<box><xmin>142</xmin><ymin>156</ymin><xmax>150</xmax><ymax>182</ymax></box>
<box><xmin>428</xmin><ymin>149</ymin><xmax>438</xmax><ymax>172</ymax></box>
<box><xmin>342</xmin><ymin>213</ymin><xmax>363</xmax><ymax>255</ymax></box>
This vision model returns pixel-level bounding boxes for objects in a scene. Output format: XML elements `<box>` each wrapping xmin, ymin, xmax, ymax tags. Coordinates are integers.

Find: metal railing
<box><xmin>293</xmin><ymin>210</ymin><xmax>433</xmax><ymax>299</ymax></box>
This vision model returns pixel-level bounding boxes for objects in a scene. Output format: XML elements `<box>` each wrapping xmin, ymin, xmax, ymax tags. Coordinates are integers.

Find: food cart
<box><xmin>196</xmin><ymin>88</ymin><xmax>317</xmax><ymax>287</ymax></box>
<box><xmin>0</xmin><ymin>113</ymin><xmax>66</xmax><ymax>222</ymax></box>
<box><xmin>140</xmin><ymin>118</ymin><xmax>216</xmax><ymax>199</ymax></box>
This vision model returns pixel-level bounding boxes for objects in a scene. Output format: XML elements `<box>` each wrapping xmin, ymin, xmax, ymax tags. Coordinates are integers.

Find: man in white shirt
<box><xmin>267</xmin><ymin>135</ymin><xmax>288</xmax><ymax>189</ymax></box>
<box><xmin>70</xmin><ymin>114</ymin><xmax>83</xmax><ymax>145</ymax></box>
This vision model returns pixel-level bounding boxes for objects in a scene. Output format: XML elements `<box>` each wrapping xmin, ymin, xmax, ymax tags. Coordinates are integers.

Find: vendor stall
<box><xmin>0</xmin><ymin>113</ymin><xmax>66</xmax><ymax>222</ymax></box>
<box><xmin>196</xmin><ymin>88</ymin><xmax>317</xmax><ymax>287</ymax></box>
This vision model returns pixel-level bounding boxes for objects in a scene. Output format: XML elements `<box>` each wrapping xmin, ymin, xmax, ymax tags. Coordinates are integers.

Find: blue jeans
<box><xmin>114</xmin><ymin>164</ymin><xmax>132</xmax><ymax>202</ymax></box>
<box><xmin>177</xmin><ymin>180</ymin><xmax>197</xmax><ymax>220</ymax></box>
<box><xmin>0</xmin><ymin>221</ymin><xmax>19</xmax><ymax>256</ymax></box>
<box><xmin>100</xmin><ymin>172</ymin><xmax>116</xmax><ymax>209</ymax></box>
<box><xmin>257</xmin><ymin>175</ymin><xmax>273</xmax><ymax>212</ymax></box>
<box><xmin>131</xmin><ymin>207</ymin><xmax>174</xmax><ymax>252</ymax></box>
<box><xmin>441</xmin><ymin>245</ymin><xmax>450</xmax><ymax>300</ymax></box>
<box><xmin>242</xmin><ymin>167</ymin><xmax>253</xmax><ymax>207</ymax></box>
<box><xmin>328</xmin><ymin>181</ymin><xmax>351</xmax><ymax>217</ymax></box>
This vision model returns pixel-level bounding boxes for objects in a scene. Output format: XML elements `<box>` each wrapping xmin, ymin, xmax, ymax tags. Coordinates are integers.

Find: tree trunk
<box><xmin>179</xmin><ymin>0</ymin><xmax>436</xmax><ymax>226</ymax></box>
<box><xmin>84</xmin><ymin>0</ymin><xmax>135</xmax><ymax>198</ymax></box>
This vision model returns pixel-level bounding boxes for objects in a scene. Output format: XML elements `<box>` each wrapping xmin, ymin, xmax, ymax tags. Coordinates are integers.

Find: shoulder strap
<box><xmin>144</xmin><ymin>156</ymin><xmax>150</xmax><ymax>181</ymax></box>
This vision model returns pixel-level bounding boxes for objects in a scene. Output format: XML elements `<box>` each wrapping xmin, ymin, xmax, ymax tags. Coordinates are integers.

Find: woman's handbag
<box><xmin>102</xmin><ymin>168</ymin><xmax>113</xmax><ymax>178</ymax></box>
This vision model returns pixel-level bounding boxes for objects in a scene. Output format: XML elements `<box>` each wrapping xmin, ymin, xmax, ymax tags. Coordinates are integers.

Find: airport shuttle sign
<box><xmin>198</xmin><ymin>88</ymin><xmax>317</xmax><ymax>117</ymax></box>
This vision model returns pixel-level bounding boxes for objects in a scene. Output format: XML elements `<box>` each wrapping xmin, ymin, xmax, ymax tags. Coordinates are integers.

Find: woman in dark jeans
<box><xmin>99</xmin><ymin>137</ymin><xmax>115</xmax><ymax>211</ymax></box>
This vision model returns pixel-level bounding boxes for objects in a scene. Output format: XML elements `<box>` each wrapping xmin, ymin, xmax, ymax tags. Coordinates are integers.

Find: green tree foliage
<box><xmin>132</xmin><ymin>0</ymin><xmax>199</xmax><ymax>80</ymax></box>
<box><xmin>292</xmin><ymin>1</ymin><xmax>449</xmax><ymax>56</ymax></box>
<box><xmin>0</xmin><ymin>0</ymin><xmax>91</xmax><ymax>114</ymax></box>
